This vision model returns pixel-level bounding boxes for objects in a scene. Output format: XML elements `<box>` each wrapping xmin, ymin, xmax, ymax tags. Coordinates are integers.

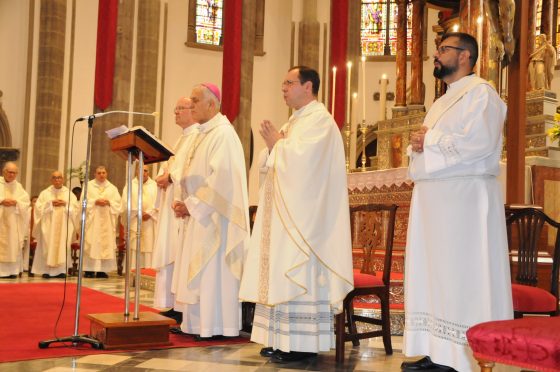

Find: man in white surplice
<box><xmin>401</xmin><ymin>33</ymin><xmax>513</xmax><ymax>372</ymax></box>
<box><xmin>0</xmin><ymin>162</ymin><xmax>30</xmax><ymax>279</ymax></box>
<box><xmin>171</xmin><ymin>83</ymin><xmax>249</xmax><ymax>339</ymax></box>
<box><xmin>153</xmin><ymin>96</ymin><xmax>199</xmax><ymax>322</ymax></box>
<box><xmin>82</xmin><ymin>165</ymin><xmax>121</xmax><ymax>278</ymax></box>
<box><xmin>121</xmin><ymin>165</ymin><xmax>157</xmax><ymax>269</ymax></box>
<box><xmin>238</xmin><ymin>66</ymin><xmax>354</xmax><ymax>363</ymax></box>
<box><xmin>31</xmin><ymin>171</ymin><xmax>79</xmax><ymax>278</ymax></box>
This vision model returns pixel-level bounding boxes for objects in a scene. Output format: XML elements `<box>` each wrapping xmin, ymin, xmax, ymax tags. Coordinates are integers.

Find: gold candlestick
<box><xmin>360</xmin><ymin>120</ymin><xmax>368</xmax><ymax>171</ymax></box>
<box><xmin>344</xmin><ymin>121</ymin><xmax>351</xmax><ymax>172</ymax></box>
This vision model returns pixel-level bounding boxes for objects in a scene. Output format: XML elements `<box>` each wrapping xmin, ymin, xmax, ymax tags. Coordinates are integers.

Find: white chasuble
<box><xmin>403</xmin><ymin>75</ymin><xmax>513</xmax><ymax>372</ymax></box>
<box><xmin>32</xmin><ymin>186</ymin><xmax>78</xmax><ymax>275</ymax></box>
<box><xmin>0</xmin><ymin>178</ymin><xmax>30</xmax><ymax>275</ymax></box>
<box><xmin>238</xmin><ymin>100</ymin><xmax>354</xmax><ymax>353</ymax></box>
<box><xmin>82</xmin><ymin>179</ymin><xmax>121</xmax><ymax>272</ymax></box>
<box><xmin>172</xmin><ymin>113</ymin><xmax>249</xmax><ymax>337</ymax></box>
<box><xmin>121</xmin><ymin>177</ymin><xmax>157</xmax><ymax>268</ymax></box>
<box><xmin>152</xmin><ymin>124</ymin><xmax>199</xmax><ymax>308</ymax></box>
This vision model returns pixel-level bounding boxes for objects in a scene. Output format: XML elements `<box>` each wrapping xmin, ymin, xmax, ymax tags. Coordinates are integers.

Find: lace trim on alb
<box><xmin>405</xmin><ymin>312</ymin><xmax>469</xmax><ymax>346</ymax></box>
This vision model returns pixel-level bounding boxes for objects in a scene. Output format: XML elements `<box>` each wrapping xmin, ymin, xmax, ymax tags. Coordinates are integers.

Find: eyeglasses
<box><xmin>437</xmin><ymin>45</ymin><xmax>465</xmax><ymax>54</ymax></box>
<box><xmin>282</xmin><ymin>79</ymin><xmax>301</xmax><ymax>87</ymax></box>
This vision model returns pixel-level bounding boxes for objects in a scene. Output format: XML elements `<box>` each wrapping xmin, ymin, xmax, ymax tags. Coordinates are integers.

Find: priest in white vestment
<box><xmin>239</xmin><ymin>66</ymin><xmax>354</xmax><ymax>363</ymax></box>
<box><xmin>402</xmin><ymin>33</ymin><xmax>513</xmax><ymax>372</ymax></box>
<box><xmin>171</xmin><ymin>83</ymin><xmax>249</xmax><ymax>339</ymax></box>
<box><xmin>0</xmin><ymin>162</ymin><xmax>30</xmax><ymax>278</ymax></box>
<box><xmin>81</xmin><ymin>166</ymin><xmax>121</xmax><ymax>278</ymax></box>
<box><xmin>31</xmin><ymin>171</ymin><xmax>79</xmax><ymax>278</ymax></box>
<box><xmin>121</xmin><ymin>165</ymin><xmax>157</xmax><ymax>269</ymax></box>
<box><xmin>153</xmin><ymin>97</ymin><xmax>199</xmax><ymax>323</ymax></box>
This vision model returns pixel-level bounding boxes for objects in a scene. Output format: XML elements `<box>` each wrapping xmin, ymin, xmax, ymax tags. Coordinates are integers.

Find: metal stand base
<box><xmin>38</xmin><ymin>335</ymin><xmax>102</xmax><ymax>349</ymax></box>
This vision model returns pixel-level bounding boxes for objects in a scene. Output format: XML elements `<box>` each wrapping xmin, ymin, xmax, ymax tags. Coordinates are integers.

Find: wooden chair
<box><xmin>335</xmin><ymin>203</ymin><xmax>398</xmax><ymax>363</ymax></box>
<box><xmin>506</xmin><ymin>206</ymin><xmax>560</xmax><ymax>318</ymax></box>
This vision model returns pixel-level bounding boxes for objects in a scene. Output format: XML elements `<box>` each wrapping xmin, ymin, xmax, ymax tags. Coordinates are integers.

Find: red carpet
<box><xmin>0</xmin><ymin>283</ymin><xmax>248</xmax><ymax>362</ymax></box>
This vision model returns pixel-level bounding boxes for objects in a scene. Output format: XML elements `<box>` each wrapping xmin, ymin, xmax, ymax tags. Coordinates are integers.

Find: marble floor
<box><xmin>0</xmin><ymin>273</ymin><xmax>521</xmax><ymax>372</ymax></box>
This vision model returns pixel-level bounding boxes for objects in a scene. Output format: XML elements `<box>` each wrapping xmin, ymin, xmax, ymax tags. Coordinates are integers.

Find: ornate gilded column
<box><xmin>394</xmin><ymin>0</ymin><xmax>408</xmax><ymax>117</ymax></box>
<box><xmin>409</xmin><ymin>0</ymin><xmax>425</xmax><ymax>110</ymax></box>
<box><xmin>540</xmin><ymin>0</ymin><xmax>553</xmax><ymax>40</ymax></box>
<box><xmin>31</xmin><ymin>0</ymin><xmax>67</xmax><ymax>196</ymax></box>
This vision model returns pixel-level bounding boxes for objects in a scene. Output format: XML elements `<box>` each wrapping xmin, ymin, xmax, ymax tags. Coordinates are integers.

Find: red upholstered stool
<box><xmin>512</xmin><ymin>283</ymin><xmax>558</xmax><ymax>314</ymax></box>
<box><xmin>467</xmin><ymin>316</ymin><xmax>560</xmax><ymax>372</ymax></box>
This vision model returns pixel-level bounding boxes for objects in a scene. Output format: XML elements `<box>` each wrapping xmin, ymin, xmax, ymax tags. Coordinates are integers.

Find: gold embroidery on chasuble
<box><xmin>258</xmin><ymin>168</ymin><xmax>274</xmax><ymax>303</ymax></box>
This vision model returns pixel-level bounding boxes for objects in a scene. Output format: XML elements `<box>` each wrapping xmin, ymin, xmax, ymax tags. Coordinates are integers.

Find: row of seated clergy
<box><xmin>466</xmin><ymin>206</ymin><xmax>560</xmax><ymax>372</ymax></box>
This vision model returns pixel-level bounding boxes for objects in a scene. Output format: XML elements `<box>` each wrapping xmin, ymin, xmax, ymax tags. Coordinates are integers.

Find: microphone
<box><xmin>76</xmin><ymin>110</ymin><xmax>159</xmax><ymax>122</ymax></box>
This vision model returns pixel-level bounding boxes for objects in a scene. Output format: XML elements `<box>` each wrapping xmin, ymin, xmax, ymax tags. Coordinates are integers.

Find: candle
<box><xmin>379</xmin><ymin>74</ymin><xmax>388</xmax><ymax>121</ymax></box>
<box><xmin>361</xmin><ymin>56</ymin><xmax>366</xmax><ymax>122</ymax></box>
<box><xmin>346</xmin><ymin>61</ymin><xmax>352</xmax><ymax>124</ymax></box>
<box><xmin>350</xmin><ymin>92</ymin><xmax>358</xmax><ymax>168</ymax></box>
<box><xmin>331</xmin><ymin>66</ymin><xmax>337</xmax><ymax>117</ymax></box>
<box><xmin>476</xmin><ymin>15</ymin><xmax>483</xmax><ymax>75</ymax></box>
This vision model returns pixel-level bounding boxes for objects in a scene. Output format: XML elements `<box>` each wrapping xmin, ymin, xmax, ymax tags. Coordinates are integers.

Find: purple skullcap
<box><xmin>201</xmin><ymin>83</ymin><xmax>221</xmax><ymax>103</ymax></box>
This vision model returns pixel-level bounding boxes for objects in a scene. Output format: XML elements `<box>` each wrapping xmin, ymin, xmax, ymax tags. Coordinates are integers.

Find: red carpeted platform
<box><xmin>0</xmin><ymin>283</ymin><xmax>248</xmax><ymax>363</ymax></box>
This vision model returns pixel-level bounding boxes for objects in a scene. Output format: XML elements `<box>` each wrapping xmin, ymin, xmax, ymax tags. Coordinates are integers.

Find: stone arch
<box><xmin>0</xmin><ymin>91</ymin><xmax>12</xmax><ymax>147</ymax></box>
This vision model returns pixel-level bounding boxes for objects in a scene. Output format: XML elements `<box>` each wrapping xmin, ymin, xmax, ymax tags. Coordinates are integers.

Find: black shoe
<box><xmin>260</xmin><ymin>347</ymin><xmax>279</xmax><ymax>357</ymax></box>
<box><xmin>28</xmin><ymin>272</ymin><xmax>34</xmax><ymax>277</ymax></box>
<box><xmin>42</xmin><ymin>274</ymin><xmax>50</xmax><ymax>279</ymax></box>
<box><xmin>271</xmin><ymin>351</ymin><xmax>317</xmax><ymax>363</ymax></box>
<box><xmin>159</xmin><ymin>309</ymin><xmax>183</xmax><ymax>323</ymax></box>
<box><xmin>169</xmin><ymin>327</ymin><xmax>187</xmax><ymax>335</ymax></box>
<box><xmin>95</xmin><ymin>272</ymin><xmax>109</xmax><ymax>278</ymax></box>
<box><xmin>193</xmin><ymin>335</ymin><xmax>226</xmax><ymax>342</ymax></box>
<box><xmin>401</xmin><ymin>356</ymin><xmax>455</xmax><ymax>371</ymax></box>
<box><xmin>84</xmin><ymin>271</ymin><xmax>94</xmax><ymax>278</ymax></box>
<box><xmin>53</xmin><ymin>273</ymin><xmax>66</xmax><ymax>279</ymax></box>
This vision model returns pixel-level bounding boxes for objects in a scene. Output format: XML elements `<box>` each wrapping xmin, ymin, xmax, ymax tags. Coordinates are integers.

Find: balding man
<box><xmin>172</xmin><ymin>83</ymin><xmax>249</xmax><ymax>340</ymax></box>
<box><xmin>0</xmin><ymin>162</ymin><xmax>30</xmax><ymax>279</ymax></box>
<box><xmin>82</xmin><ymin>165</ymin><xmax>121</xmax><ymax>278</ymax></box>
<box><xmin>153</xmin><ymin>97</ymin><xmax>199</xmax><ymax>322</ymax></box>
<box><xmin>31</xmin><ymin>171</ymin><xmax>79</xmax><ymax>278</ymax></box>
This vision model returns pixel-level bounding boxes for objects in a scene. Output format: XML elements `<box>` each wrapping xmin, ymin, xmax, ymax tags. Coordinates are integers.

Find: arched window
<box><xmin>361</xmin><ymin>0</ymin><xmax>412</xmax><ymax>57</ymax></box>
<box><xmin>536</xmin><ymin>0</ymin><xmax>542</xmax><ymax>35</ymax></box>
<box><xmin>186</xmin><ymin>0</ymin><xmax>265</xmax><ymax>55</ymax></box>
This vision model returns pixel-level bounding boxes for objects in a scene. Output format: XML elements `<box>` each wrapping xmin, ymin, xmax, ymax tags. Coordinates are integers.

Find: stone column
<box><xmin>31</xmin><ymin>0</ymin><xmax>67</xmax><ymax>196</ymax></box>
<box><xmin>394</xmin><ymin>0</ymin><xmax>408</xmax><ymax>117</ymax></box>
<box><xmin>409</xmin><ymin>0</ymin><xmax>425</xmax><ymax>110</ymax></box>
<box><xmin>540</xmin><ymin>0</ymin><xmax>553</xmax><ymax>40</ymax></box>
<box><xmin>298</xmin><ymin>0</ymin><xmax>320</xmax><ymax>71</ymax></box>
<box><xmin>235</xmin><ymin>0</ymin><xmax>256</xmax><ymax>171</ymax></box>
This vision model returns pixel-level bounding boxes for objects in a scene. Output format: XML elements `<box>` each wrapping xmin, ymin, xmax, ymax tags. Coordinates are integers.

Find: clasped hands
<box><xmin>52</xmin><ymin>199</ymin><xmax>67</xmax><ymax>207</ymax></box>
<box><xmin>410</xmin><ymin>126</ymin><xmax>428</xmax><ymax>153</ymax></box>
<box><xmin>95</xmin><ymin>198</ymin><xmax>110</xmax><ymax>207</ymax></box>
<box><xmin>172</xmin><ymin>200</ymin><xmax>190</xmax><ymax>218</ymax></box>
<box><xmin>156</xmin><ymin>172</ymin><xmax>171</xmax><ymax>190</ymax></box>
<box><xmin>0</xmin><ymin>199</ymin><xmax>17</xmax><ymax>207</ymax></box>
<box><xmin>259</xmin><ymin>120</ymin><xmax>284</xmax><ymax>151</ymax></box>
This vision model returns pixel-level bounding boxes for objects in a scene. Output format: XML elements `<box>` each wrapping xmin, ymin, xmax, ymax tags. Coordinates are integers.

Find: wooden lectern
<box><xmin>87</xmin><ymin>126</ymin><xmax>175</xmax><ymax>350</ymax></box>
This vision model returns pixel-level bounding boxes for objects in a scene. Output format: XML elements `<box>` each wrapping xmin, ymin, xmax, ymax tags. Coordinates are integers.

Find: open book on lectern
<box><xmin>107</xmin><ymin>125</ymin><xmax>174</xmax><ymax>164</ymax></box>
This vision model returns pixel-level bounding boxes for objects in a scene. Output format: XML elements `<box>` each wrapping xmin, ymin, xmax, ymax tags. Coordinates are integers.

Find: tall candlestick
<box><xmin>476</xmin><ymin>15</ymin><xmax>483</xmax><ymax>75</ymax></box>
<box><xmin>361</xmin><ymin>56</ymin><xmax>366</xmax><ymax>122</ymax></box>
<box><xmin>331</xmin><ymin>66</ymin><xmax>337</xmax><ymax>117</ymax></box>
<box><xmin>379</xmin><ymin>74</ymin><xmax>388</xmax><ymax>121</ymax></box>
<box><xmin>346</xmin><ymin>61</ymin><xmax>352</xmax><ymax>124</ymax></box>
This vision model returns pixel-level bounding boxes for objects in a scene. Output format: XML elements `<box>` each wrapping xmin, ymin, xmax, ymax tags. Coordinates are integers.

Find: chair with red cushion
<box><xmin>335</xmin><ymin>203</ymin><xmax>398</xmax><ymax>363</ymax></box>
<box><xmin>467</xmin><ymin>316</ymin><xmax>560</xmax><ymax>372</ymax></box>
<box><xmin>506</xmin><ymin>207</ymin><xmax>560</xmax><ymax>318</ymax></box>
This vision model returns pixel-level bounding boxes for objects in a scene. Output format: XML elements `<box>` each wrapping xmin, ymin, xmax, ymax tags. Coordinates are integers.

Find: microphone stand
<box><xmin>39</xmin><ymin>116</ymin><xmax>102</xmax><ymax>349</ymax></box>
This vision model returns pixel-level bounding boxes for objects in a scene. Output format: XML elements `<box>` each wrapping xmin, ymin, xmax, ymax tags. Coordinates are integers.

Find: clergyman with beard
<box><xmin>400</xmin><ymin>32</ymin><xmax>513</xmax><ymax>372</ymax></box>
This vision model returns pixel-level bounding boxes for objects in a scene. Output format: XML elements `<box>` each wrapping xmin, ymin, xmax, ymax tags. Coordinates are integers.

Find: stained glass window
<box><xmin>536</xmin><ymin>0</ymin><xmax>542</xmax><ymax>35</ymax></box>
<box><xmin>195</xmin><ymin>0</ymin><xmax>224</xmax><ymax>46</ymax></box>
<box><xmin>361</xmin><ymin>0</ymin><xmax>413</xmax><ymax>57</ymax></box>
